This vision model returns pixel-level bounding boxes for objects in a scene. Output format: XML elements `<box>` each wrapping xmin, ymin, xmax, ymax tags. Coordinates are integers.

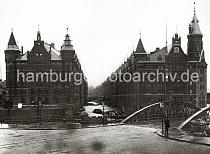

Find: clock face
<box><xmin>174</xmin><ymin>47</ymin><xmax>179</xmax><ymax>53</ymax></box>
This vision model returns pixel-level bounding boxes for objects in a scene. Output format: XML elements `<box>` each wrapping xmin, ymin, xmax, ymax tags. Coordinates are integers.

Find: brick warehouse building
<box><xmin>97</xmin><ymin>7</ymin><xmax>207</xmax><ymax>114</ymax></box>
<box><xmin>4</xmin><ymin>29</ymin><xmax>88</xmax><ymax>115</ymax></box>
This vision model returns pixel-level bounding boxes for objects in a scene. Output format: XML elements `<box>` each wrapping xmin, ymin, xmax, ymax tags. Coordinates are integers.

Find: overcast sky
<box><xmin>0</xmin><ymin>0</ymin><xmax>209</xmax><ymax>89</ymax></box>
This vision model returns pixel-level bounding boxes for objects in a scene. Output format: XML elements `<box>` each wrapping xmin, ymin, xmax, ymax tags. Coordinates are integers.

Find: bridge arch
<box><xmin>122</xmin><ymin>101</ymin><xmax>200</xmax><ymax>123</ymax></box>
<box><xmin>178</xmin><ymin>106</ymin><xmax>210</xmax><ymax>130</ymax></box>
<box><xmin>122</xmin><ymin>102</ymin><xmax>161</xmax><ymax>123</ymax></box>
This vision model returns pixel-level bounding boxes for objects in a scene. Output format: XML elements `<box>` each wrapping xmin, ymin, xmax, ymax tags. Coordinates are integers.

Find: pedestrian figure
<box><xmin>164</xmin><ymin>118</ymin><xmax>170</xmax><ymax>137</ymax></box>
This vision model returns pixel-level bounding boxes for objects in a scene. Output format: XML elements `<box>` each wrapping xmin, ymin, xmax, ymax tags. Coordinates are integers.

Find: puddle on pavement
<box><xmin>91</xmin><ymin>141</ymin><xmax>105</xmax><ymax>152</ymax></box>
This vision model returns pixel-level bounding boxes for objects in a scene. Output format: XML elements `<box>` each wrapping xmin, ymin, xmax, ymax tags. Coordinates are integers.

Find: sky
<box><xmin>0</xmin><ymin>0</ymin><xmax>210</xmax><ymax>89</ymax></box>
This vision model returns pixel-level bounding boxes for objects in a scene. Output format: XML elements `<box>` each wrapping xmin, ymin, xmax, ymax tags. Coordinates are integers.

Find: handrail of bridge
<box><xmin>121</xmin><ymin>101</ymin><xmax>200</xmax><ymax>123</ymax></box>
<box><xmin>162</xmin><ymin>101</ymin><xmax>200</xmax><ymax>111</ymax></box>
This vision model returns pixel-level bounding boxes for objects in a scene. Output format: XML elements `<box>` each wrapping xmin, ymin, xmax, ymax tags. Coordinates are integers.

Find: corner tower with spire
<box><xmin>186</xmin><ymin>3</ymin><xmax>207</xmax><ymax>108</ymax></box>
<box><xmin>60</xmin><ymin>28</ymin><xmax>75</xmax><ymax>62</ymax></box>
<box><xmin>134</xmin><ymin>34</ymin><xmax>147</xmax><ymax>61</ymax></box>
<box><xmin>187</xmin><ymin>2</ymin><xmax>203</xmax><ymax>61</ymax></box>
<box><xmin>4</xmin><ymin>31</ymin><xmax>21</xmax><ymax>99</ymax></box>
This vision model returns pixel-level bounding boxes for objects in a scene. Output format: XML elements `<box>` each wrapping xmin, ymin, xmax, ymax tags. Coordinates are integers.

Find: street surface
<box><xmin>0</xmin><ymin>125</ymin><xmax>210</xmax><ymax>154</ymax></box>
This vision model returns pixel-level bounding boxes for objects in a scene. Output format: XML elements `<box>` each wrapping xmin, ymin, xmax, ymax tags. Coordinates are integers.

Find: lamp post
<box><xmin>36</xmin><ymin>100</ymin><xmax>42</xmax><ymax>123</ymax></box>
<box><xmin>39</xmin><ymin>101</ymin><xmax>42</xmax><ymax>123</ymax></box>
<box><xmin>160</xmin><ymin>102</ymin><xmax>164</xmax><ymax>134</ymax></box>
<box><xmin>169</xmin><ymin>90</ymin><xmax>173</xmax><ymax>102</ymax></box>
<box><xmin>36</xmin><ymin>100</ymin><xmax>39</xmax><ymax>123</ymax></box>
<box><xmin>193</xmin><ymin>98</ymin><xmax>197</xmax><ymax>108</ymax></box>
<box><xmin>102</xmin><ymin>102</ymin><xmax>105</xmax><ymax>126</ymax></box>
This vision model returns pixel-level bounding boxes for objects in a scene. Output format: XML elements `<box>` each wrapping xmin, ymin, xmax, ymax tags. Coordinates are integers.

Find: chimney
<box><xmin>50</xmin><ymin>42</ymin><xmax>55</xmax><ymax>48</ymax></box>
<box><xmin>156</xmin><ymin>47</ymin><xmax>160</xmax><ymax>51</ymax></box>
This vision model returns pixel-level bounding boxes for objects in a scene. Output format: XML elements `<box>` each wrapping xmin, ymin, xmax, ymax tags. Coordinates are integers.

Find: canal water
<box><xmin>83</xmin><ymin>101</ymin><xmax>116</xmax><ymax>117</ymax></box>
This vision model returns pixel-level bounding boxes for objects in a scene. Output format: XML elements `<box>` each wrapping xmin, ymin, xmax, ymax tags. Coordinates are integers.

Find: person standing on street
<box><xmin>164</xmin><ymin>118</ymin><xmax>170</xmax><ymax>137</ymax></box>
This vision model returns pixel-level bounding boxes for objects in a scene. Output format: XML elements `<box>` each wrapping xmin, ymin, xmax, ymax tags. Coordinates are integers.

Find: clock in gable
<box><xmin>174</xmin><ymin>47</ymin><xmax>179</xmax><ymax>53</ymax></box>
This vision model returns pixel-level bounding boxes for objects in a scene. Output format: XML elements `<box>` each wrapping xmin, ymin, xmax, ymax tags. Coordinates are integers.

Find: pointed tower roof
<box><xmin>6</xmin><ymin>31</ymin><xmax>19</xmax><ymax>50</ymax></box>
<box><xmin>189</xmin><ymin>2</ymin><xmax>202</xmax><ymax>35</ymax></box>
<box><xmin>8</xmin><ymin>32</ymin><xmax>17</xmax><ymax>45</ymax></box>
<box><xmin>37</xmin><ymin>31</ymin><xmax>41</xmax><ymax>41</ymax></box>
<box><xmin>135</xmin><ymin>36</ymin><xmax>146</xmax><ymax>54</ymax></box>
<box><xmin>37</xmin><ymin>25</ymin><xmax>42</xmax><ymax>41</ymax></box>
<box><xmin>61</xmin><ymin>28</ymin><xmax>74</xmax><ymax>51</ymax></box>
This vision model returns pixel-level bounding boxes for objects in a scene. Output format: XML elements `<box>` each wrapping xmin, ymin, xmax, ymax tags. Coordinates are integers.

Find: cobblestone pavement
<box><xmin>0</xmin><ymin>125</ymin><xmax>210</xmax><ymax>154</ymax></box>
